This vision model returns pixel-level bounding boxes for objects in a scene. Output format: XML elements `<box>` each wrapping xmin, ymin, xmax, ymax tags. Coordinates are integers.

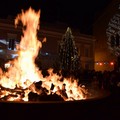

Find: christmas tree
<box><xmin>106</xmin><ymin>10</ymin><xmax>120</xmax><ymax>71</ymax></box>
<box><xmin>58</xmin><ymin>27</ymin><xmax>80</xmax><ymax>72</ymax></box>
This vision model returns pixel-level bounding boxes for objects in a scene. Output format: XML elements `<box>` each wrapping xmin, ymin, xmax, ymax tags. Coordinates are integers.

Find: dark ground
<box><xmin>0</xmin><ymin>89</ymin><xmax>120</xmax><ymax>120</ymax></box>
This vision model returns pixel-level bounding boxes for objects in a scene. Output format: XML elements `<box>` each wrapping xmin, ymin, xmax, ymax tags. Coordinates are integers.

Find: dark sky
<box><xmin>0</xmin><ymin>0</ymin><xmax>112</xmax><ymax>35</ymax></box>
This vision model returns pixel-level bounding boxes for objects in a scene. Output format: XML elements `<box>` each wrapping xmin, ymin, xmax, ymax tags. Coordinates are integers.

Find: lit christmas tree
<box><xmin>106</xmin><ymin>7</ymin><xmax>120</xmax><ymax>71</ymax></box>
<box><xmin>58</xmin><ymin>27</ymin><xmax>80</xmax><ymax>72</ymax></box>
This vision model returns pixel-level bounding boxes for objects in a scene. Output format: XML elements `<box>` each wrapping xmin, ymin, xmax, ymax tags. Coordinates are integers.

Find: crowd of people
<box><xmin>58</xmin><ymin>69</ymin><xmax>120</xmax><ymax>94</ymax></box>
<box><xmin>76</xmin><ymin>69</ymin><xmax>120</xmax><ymax>94</ymax></box>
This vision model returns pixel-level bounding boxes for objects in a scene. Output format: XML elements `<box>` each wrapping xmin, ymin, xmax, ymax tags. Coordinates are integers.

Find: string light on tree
<box><xmin>106</xmin><ymin>4</ymin><xmax>120</xmax><ymax>70</ymax></box>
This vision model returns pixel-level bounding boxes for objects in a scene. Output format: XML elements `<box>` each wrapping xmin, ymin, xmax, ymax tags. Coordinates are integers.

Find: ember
<box><xmin>0</xmin><ymin>7</ymin><xmax>89</xmax><ymax>102</ymax></box>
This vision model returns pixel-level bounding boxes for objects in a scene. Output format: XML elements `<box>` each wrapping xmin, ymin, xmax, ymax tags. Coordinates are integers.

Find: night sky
<box><xmin>0</xmin><ymin>0</ymin><xmax>112</xmax><ymax>35</ymax></box>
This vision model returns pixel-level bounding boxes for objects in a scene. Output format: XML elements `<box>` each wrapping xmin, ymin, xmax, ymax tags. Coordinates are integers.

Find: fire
<box><xmin>0</xmin><ymin>7</ymin><xmax>88</xmax><ymax>101</ymax></box>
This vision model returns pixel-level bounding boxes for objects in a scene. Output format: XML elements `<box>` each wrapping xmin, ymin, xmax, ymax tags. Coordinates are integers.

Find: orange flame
<box><xmin>0</xmin><ymin>7</ymin><xmax>88</xmax><ymax>101</ymax></box>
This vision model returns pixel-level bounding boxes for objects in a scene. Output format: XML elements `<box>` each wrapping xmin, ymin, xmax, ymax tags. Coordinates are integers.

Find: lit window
<box><xmin>45</xmin><ymin>52</ymin><xmax>49</xmax><ymax>55</ymax></box>
<box><xmin>96</xmin><ymin>62</ymin><xmax>99</xmax><ymax>65</ymax></box>
<box><xmin>5</xmin><ymin>63</ymin><xmax>11</xmax><ymax>68</ymax></box>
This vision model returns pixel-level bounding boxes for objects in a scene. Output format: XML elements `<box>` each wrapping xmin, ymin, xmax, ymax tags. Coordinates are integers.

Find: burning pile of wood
<box><xmin>0</xmin><ymin>85</ymin><xmax>26</xmax><ymax>101</ymax></box>
<box><xmin>0</xmin><ymin>80</ymin><xmax>88</xmax><ymax>102</ymax></box>
<box><xmin>28</xmin><ymin>81</ymin><xmax>66</xmax><ymax>101</ymax></box>
<box><xmin>0</xmin><ymin>8</ymin><xmax>90</xmax><ymax>102</ymax></box>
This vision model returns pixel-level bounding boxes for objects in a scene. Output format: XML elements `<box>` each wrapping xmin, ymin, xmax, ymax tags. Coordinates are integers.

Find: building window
<box><xmin>84</xmin><ymin>47</ymin><xmax>90</xmax><ymax>57</ymax></box>
<box><xmin>85</xmin><ymin>63</ymin><xmax>89</xmax><ymax>70</ymax></box>
<box><xmin>7</xmin><ymin>33</ymin><xmax>17</xmax><ymax>50</ymax></box>
<box><xmin>8</xmin><ymin>39</ymin><xmax>15</xmax><ymax>50</ymax></box>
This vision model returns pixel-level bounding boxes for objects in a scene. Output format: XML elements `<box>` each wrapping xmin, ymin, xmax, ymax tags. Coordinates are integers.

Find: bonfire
<box><xmin>0</xmin><ymin>7</ymin><xmax>89</xmax><ymax>102</ymax></box>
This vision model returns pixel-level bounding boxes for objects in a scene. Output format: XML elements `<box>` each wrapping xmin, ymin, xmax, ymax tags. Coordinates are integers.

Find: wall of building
<box><xmin>39</xmin><ymin>24</ymin><xmax>96</xmax><ymax>70</ymax></box>
<box><xmin>0</xmin><ymin>19</ymin><xmax>95</xmax><ymax>70</ymax></box>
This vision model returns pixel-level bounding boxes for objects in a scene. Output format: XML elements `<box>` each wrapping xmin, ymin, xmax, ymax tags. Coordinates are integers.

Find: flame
<box><xmin>0</xmin><ymin>7</ymin><xmax>88</xmax><ymax>101</ymax></box>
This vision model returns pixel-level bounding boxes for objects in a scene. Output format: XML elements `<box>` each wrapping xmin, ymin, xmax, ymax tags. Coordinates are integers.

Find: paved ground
<box><xmin>0</xmin><ymin>88</ymin><xmax>120</xmax><ymax>120</ymax></box>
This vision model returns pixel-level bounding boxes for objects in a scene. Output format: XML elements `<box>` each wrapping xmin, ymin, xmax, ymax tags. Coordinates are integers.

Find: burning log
<box><xmin>0</xmin><ymin>94</ymin><xmax>23</xmax><ymax>101</ymax></box>
<box><xmin>55</xmin><ymin>84</ymin><xmax>68</xmax><ymax>101</ymax></box>
<box><xmin>28</xmin><ymin>82</ymin><xmax>66</xmax><ymax>101</ymax></box>
<box><xmin>0</xmin><ymin>85</ymin><xmax>27</xmax><ymax>93</ymax></box>
<box><xmin>28</xmin><ymin>92</ymin><xmax>64</xmax><ymax>101</ymax></box>
<box><xmin>0</xmin><ymin>85</ymin><xmax>26</xmax><ymax>101</ymax></box>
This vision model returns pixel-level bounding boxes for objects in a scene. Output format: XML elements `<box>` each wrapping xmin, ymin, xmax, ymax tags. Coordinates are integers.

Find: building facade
<box><xmin>0</xmin><ymin>18</ymin><xmax>95</xmax><ymax>70</ymax></box>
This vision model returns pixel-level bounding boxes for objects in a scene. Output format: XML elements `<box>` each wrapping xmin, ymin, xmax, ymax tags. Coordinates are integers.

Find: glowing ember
<box><xmin>0</xmin><ymin>7</ymin><xmax>89</xmax><ymax>101</ymax></box>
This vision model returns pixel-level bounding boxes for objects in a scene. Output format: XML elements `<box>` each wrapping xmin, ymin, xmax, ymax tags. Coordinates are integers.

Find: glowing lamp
<box><xmin>110</xmin><ymin>62</ymin><xmax>114</xmax><ymax>65</ymax></box>
<box><xmin>99</xmin><ymin>62</ymin><xmax>103</xmax><ymax>66</ymax></box>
